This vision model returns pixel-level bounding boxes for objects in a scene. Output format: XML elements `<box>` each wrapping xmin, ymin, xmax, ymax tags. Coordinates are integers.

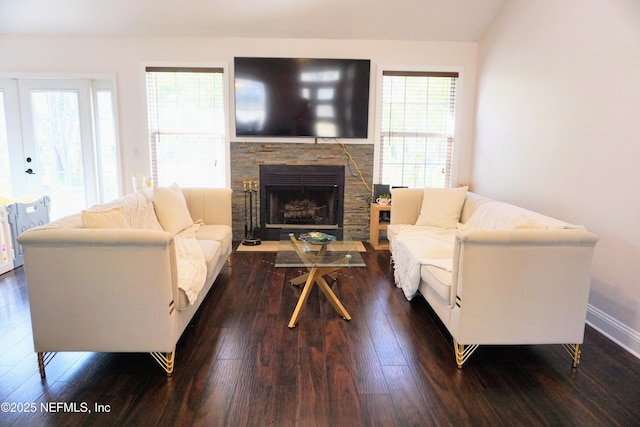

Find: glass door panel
<box><xmin>30</xmin><ymin>90</ymin><xmax>86</xmax><ymax>218</ymax></box>
<box><xmin>19</xmin><ymin>80</ymin><xmax>96</xmax><ymax>220</ymax></box>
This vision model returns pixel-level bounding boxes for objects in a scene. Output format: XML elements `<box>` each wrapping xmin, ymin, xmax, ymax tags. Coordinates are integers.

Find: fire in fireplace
<box><xmin>259</xmin><ymin>164</ymin><xmax>345</xmax><ymax>240</ymax></box>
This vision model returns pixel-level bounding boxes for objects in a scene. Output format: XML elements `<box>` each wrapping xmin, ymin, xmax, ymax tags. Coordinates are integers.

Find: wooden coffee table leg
<box><xmin>316</xmin><ymin>275</ymin><xmax>351</xmax><ymax>320</ymax></box>
<box><xmin>289</xmin><ymin>272</ymin><xmax>309</xmax><ymax>286</ymax></box>
<box><xmin>288</xmin><ymin>267</ymin><xmax>318</xmax><ymax>328</ymax></box>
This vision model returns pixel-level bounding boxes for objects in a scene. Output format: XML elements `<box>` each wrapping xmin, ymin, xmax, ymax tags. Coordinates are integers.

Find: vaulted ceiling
<box><xmin>0</xmin><ymin>0</ymin><xmax>506</xmax><ymax>41</ymax></box>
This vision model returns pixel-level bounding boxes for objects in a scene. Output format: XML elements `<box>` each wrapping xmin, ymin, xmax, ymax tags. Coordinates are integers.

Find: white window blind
<box><xmin>146</xmin><ymin>67</ymin><xmax>226</xmax><ymax>188</ymax></box>
<box><xmin>379</xmin><ymin>71</ymin><xmax>458</xmax><ymax>188</ymax></box>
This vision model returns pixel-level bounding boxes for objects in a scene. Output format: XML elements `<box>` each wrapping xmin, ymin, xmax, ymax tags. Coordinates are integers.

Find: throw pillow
<box><xmin>415</xmin><ymin>186</ymin><xmax>468</xmax><ymax>229</ymax></box>
<box><xmin>153</xmin><ymin>183</ymin><xmax>194</xmax><ymax>234</ymax></box>
<box><xmin>82</xmin><ymin>206</ymin><xmax>129</xmax><ymax>229</ymax></box>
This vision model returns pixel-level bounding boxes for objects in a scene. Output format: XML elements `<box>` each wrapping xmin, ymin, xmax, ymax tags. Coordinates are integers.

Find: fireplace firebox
<box><xmin>259</xmin><ymin>165</ymin><xmax>345</xmax><ymax>240</ymax></box>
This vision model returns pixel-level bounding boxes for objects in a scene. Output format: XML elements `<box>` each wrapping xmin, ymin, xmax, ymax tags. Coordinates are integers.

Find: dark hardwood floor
<box><xmin>1</xmin><ymin>245</ymin><xmax>639</xmax><ymax>426</ymax></box>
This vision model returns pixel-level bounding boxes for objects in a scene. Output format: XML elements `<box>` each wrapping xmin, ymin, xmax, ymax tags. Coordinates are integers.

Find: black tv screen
<box><xmin>234</xmin><ymin>57</ymin><xmax>370</xmax><ymax>139</ymax></box>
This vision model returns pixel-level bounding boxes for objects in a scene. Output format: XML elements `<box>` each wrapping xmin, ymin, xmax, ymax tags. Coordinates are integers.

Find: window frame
<box><xmin>144</xmin><ymin>63</ymin><xmax>231</xmax><ymax>189</ymax></box>
<box><xmin>373</xmin><ymin>65</ymin><xmax>464</xmax><ymax>188</ymax></box>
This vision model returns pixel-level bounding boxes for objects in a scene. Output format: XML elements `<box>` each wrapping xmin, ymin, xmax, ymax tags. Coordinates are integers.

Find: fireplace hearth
<box><xmin>259</xmin><ymin>164</ymin><xmax>345</xmax><ymax>240</ymax></box>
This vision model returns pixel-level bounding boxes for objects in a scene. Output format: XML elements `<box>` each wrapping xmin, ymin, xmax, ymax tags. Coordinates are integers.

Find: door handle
<box><xmin>25</xmin><ymin>168</ymin><xmax>36</xmax><ymax>175</ymax></box>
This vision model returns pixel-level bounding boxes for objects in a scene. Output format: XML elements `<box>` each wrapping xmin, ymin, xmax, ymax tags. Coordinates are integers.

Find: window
<box><xmin>378</xmin><ymin>70</ymin><xmax>459</xmax><ymax>188</ymax></box>
<box><xmin>145</xmin><ymin>67</ymin><xmax>226</xmax><ymax>188</ymax></box>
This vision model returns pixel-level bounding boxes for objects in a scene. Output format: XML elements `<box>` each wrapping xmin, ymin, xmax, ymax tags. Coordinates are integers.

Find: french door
<box><xmin>0</xmin><ymin>78</ymin><xmax>119</xmax><ymax>219</ymax></box>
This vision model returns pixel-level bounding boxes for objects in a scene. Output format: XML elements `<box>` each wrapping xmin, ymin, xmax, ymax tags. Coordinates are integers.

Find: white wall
<box><xmin>474</xmin><ymin>0</ymin><xmax>640</xmax><ymax>356</ymax></box>
<box><xmin>0</xmin><ymin>35</ymin><xmax>478</xmax><ymax>191</ymax></box>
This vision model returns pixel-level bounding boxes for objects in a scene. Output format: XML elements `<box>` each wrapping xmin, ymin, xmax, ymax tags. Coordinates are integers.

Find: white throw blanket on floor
<box><xmin>391</xmin><ymin>226</ymin><xmax>456</xmax><ymax>300</ymax></box>
<box><xmin>175</xmin><ymin>223</ymin><xmax>207</xmax><ymax>305</ymax></box>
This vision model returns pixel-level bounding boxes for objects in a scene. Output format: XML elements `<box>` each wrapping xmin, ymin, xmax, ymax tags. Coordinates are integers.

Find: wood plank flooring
<box><xmin>1</xmin><ymin>246</ymin><xmax>639</xmax><ymax>426</ymax></box>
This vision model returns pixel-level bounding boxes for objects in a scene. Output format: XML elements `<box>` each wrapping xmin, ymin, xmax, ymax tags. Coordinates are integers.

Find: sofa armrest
<box><xmin>450</xmin><ymin>229</ymin><xmax>598</xmax><ymax>344</ymax></box>
<box><xmin>18</xmin><ymin>228</ymin><xmax>180</xmax><ymax>352</ymax></box>
<box><xmin>456</xmin><ymin>228</ymin><xmax>598</xmax><ymax>246</ymax></box>
<box><xmin>18</xmin><ymin>227</ymin><xmax>174</xmax><ymax>247</ymax></box>
<box><xmin>181</xmin><ymin>187</ymin><xmax>232</xmax><ymax>226</ymax></box>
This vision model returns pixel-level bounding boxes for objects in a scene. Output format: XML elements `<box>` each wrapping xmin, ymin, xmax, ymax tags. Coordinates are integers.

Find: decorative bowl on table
<box><xmin>298</xmin><ymin>232</ymin><xmax>336</xmax><ymax>245</ymax></box>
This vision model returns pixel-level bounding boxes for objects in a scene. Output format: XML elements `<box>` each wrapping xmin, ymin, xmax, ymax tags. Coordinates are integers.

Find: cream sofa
<box><xmin>388</xmin><ymin>187</ymin><xmax>598</xmax><ymax>369</ymax></box>
<box><xmin>17</xmin><ymin>186</ymin><xmax>232</xmax><ymax>378</ymax></box>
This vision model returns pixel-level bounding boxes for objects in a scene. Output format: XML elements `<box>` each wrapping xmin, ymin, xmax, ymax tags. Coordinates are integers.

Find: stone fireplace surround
<box><xmin>230</xmin><ymin>142</ymin><xmax>374</xmax><ymax>241</ymax></box>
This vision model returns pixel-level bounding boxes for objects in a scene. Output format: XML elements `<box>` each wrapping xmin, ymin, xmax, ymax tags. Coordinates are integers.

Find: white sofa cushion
<box><xmin>81</xmin><ymin>207</ymin><xmax>129</xmax><ymax>229</ymax></box>
<box><xmin>415</xmin><ymin>186</ymin><xmax>468</xmax><ymax>229</ymax></box>
<box><xmin>153</xmin><ymin>183</ymin><xmax>194</xmax><ymax>234</ymax></box>
<box><xmin>198</xmin><ymin>240</ymin><xmax>222</xmax><ymax>282</ymax></box>
<box><xmin>420</xmin><ymin>264</ymin><xmax>452</xmax><ymax>302</ymax></box>
<box><xmin>195</xmin><ymin>224</ymin><xmax>232</xmax><ymax>252</ymax></box>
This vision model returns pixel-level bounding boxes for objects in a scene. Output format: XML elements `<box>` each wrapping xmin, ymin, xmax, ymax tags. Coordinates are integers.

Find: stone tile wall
<box><xmin>231</xmin><ymin>142</ymin><xmax>374</xmax><ymax>241</ymax></box>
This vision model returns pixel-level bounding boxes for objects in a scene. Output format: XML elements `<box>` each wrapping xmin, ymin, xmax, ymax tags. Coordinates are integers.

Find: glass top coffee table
<box><xmin>275</xmin><ymin>229</ymin><xmax>366</xmax><ymax>328</ymax></box>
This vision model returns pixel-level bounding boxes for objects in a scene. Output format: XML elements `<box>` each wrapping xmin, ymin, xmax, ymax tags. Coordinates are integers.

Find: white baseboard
<box><xmin>586</xmin><ymin>304</ymin><xmax>640</xmax><ymax>359</ymax></box>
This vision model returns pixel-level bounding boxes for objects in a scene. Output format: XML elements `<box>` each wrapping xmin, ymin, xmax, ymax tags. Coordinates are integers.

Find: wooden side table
<box><xmin>369</xmin><ymin>203</ymin><xmax>391</xmax><ymax>250</ymax></box>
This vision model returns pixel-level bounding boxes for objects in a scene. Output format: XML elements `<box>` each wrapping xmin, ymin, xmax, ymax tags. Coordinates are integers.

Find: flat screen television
<box><xmin>234</xmin><ymin>57</ymin><xmax>371</xmax><ymax>139</ymax></box>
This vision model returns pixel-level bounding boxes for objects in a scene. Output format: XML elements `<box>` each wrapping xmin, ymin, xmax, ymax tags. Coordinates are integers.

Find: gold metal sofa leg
<box><xmin>37</xmin><ymin>352</ymin><xmax>57</xmax><ymax>380</ymax></box>
<box><xmin>562</xmin><ymin>343</ymin><xmax>581</xmax><ymax>368</ymax></box>
<box><xmin>150</xmin><ymin>349</ymin><xmax>176</xmax><ymax>376</ymax></box>
<box><xmin>454</xmin><ymin>340</ymin><xmax>479</xmax><ymax>369</ymax></box>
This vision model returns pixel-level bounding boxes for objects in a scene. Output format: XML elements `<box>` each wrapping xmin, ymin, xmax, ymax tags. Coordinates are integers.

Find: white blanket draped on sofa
<box><xmin>390</xmin><ymin>226</ymin><xmax>456</xmax><ymax>300</ymax></box>
<box><xmin>174</xmin><ymin>223</ymin><xmax>208</xmax><ymax>305</ymax></box>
